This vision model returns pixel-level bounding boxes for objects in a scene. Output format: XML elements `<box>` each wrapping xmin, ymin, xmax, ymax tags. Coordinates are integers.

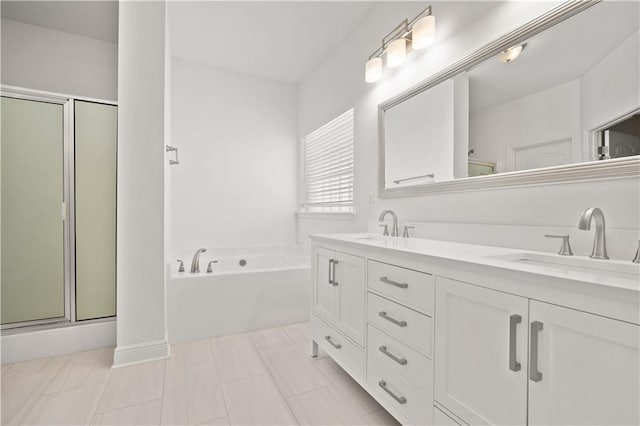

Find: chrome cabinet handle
<box><xmin>332</xmin><ymin>260</ymin><xmax>339</xmax><ymax>286</ymax></box>
<box><xmin>379</xmin><ymin>276</ymin><xmax>408</xmax><ymax>289</ymax></box>
<box><xmin>328</xmin><ymin>259</ymin><xmax>334</xmax><ymax>285</ymax></box>
<box><xmin>530</xmin><ymin>321</ymin><xmax>543</xmax><ymax>382</ymax></box>
<box><xmin>378</xmin><ymin>380</ymin><xmax>407</xmax><ymax>405</ymax></box>
<box><xmin>324</xmin><ymin>335</ymin><xmax>341</xmax><ymax>349</ymax></box>
<box><xmin>379</xmin><ymin>311</ymin><xmax>407</xmax><ymax>327</ymax></box>
<box><xmin>379</xmin><ymin>345</ymin><xmax>407</xmax><ymax>365</ymax></box>
<box><xmin>509</xmin><ymin>314</ymin><xmax>521</xmax><ymax>372</ymax></box>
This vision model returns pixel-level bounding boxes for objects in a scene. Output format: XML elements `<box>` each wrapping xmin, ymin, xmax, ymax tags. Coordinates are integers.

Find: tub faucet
<box><xmin>578</xmin><ymin>207</ymin><xmax>609</xmax><ymax>260</ymax></box>
<box><xmin>190</xmin><ymin>248</ymin><xmax>207</xmax><ymax>273</ymax></box>
<box><xmin>378</xmin><ymin>210</ymin><xmax>399</xmax><ymax>237</ymax></box>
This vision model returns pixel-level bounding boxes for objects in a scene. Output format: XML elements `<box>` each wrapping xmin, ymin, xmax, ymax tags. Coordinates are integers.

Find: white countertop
<box><xmin>310</xmin><ymin>233</ymin><xmax>640</xmax><ymax>293</ymax></box>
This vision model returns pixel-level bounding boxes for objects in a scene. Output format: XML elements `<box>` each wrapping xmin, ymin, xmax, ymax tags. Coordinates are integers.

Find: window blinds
<box><xmin>303</xmin><ymin>108</ymin><xmax>354</xmax><ymax>212</ymax></box>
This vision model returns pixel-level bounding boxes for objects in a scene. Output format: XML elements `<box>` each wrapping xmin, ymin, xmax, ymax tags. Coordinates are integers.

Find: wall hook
<box><xmin>166</xmin><ymin>145</ymin><xmax>179</xmax><ymax>165</ymax></box>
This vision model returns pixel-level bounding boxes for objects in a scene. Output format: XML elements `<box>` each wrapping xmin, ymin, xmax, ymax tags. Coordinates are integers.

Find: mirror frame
<box><xmin>378</xmin><ymin>0</ymin><xmax>640</xmax><ymax>198</ymax></box>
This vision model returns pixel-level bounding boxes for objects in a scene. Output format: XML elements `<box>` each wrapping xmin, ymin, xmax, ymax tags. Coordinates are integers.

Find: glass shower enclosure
<box><xmin>1</xmin><ymin>88</ymin><xmax>117</xmax><ymax>328</ymax></box>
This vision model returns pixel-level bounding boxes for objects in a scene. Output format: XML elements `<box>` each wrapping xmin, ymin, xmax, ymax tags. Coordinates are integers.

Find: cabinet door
<box><xmin>529</xmin><ymin>301</ymin><xmax>640</xmax><ymax>425</ymax></box>
<box><xmin>335</xmin><ymin>251</ymin><xmax>366</xmax><ymax>346</ymax></box>
<box><xmin>312</xmin><ymin>247</ymin><xmax>336</xmax><ymax>324</ymax></box>
<box><xmin>435</xmin><ymin>277</ymin><xmax>528</xmax><ymax>425</ymax></box>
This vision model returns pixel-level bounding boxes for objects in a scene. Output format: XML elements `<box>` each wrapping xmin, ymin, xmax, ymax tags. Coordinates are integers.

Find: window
<box><xmin>301</xmin><ymin>108</ymin><xmax>354</xmax><ymax>213</ymax></box>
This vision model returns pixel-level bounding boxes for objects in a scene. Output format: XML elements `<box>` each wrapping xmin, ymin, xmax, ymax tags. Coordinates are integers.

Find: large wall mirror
<box><xmin>380</xmin><ymin>0</ymin><xmax>640</xmax><ymax>197</ymax></box>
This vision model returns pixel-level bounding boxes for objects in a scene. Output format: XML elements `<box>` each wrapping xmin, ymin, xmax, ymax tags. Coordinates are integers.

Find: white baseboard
<box><xmin>112</xmin><ymin>339</ymin><xmax>170</xmax><ymax>368</ymax></box>
<box><xmin>1</xmin><ymin>320</ymin><xmax>116</xmax><ymax>363</ymax></box>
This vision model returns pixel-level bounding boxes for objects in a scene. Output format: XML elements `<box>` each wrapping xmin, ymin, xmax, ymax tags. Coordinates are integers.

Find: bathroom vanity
<box><xmin>309</xmin><ymin>234</ymin><xmax>640</xmax><ymax>426</ymax></box>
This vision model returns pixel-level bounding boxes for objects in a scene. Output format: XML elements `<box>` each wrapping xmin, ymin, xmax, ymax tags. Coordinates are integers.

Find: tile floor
<box><xmin>1</xmin><ymin>322</ymin><xmax>400</xmax><ymax>425</ymax></box>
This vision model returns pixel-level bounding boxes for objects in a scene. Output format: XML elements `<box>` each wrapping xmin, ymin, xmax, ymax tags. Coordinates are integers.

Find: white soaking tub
<box><xmin>166</xmin><ymin>247</ymin><xmax>311</xmax><ymax>343</ymax></box>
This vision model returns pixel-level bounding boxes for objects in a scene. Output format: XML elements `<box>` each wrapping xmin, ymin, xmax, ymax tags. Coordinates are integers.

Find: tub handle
<box><xmin>206</xmin><ymin>260</ymin><xmax>218</xmax><ymax>273</ymax></box>
<box><xmin>176</xmin><ymin>259</ymin><xmax>185</xmax><ymax>273</ymax></box>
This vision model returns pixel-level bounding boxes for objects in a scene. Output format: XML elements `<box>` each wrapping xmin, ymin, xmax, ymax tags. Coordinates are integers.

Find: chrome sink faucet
<box><xmin>378</xmin><ymin>210</ymin><xmax>399</xmax><ymax>237</ymax></box>
<box><xmin>190</xmin><ymin>248</ymin><xmax>207</xmax><ymax>273</ymax></box>
<box><xmin>578</xmin><ymin>207</ymin><xmax>609</xmax><ymax>260</ymax></box>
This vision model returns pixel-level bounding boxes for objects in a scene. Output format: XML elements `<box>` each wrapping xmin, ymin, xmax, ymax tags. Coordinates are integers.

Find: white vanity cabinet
<box><xmin>435</xmin><ymin>276</ymin><xmax>640</xmax><ymax>426</ymax></box>
<box><xmin>310</xmin><ymin>234</ymin><xmax>639</xmax><ymax>426</ymax></box>
<box><xmin>312</xmin><ymin>247</ymin><xmax>366</xmax><ymax>346</ymax></box>
<box><xmin>434</xmin><ymin>276</ymin><xmax>529</xmax><ymax>425</ymax></box>
<box><xmin>528</xmin><ymin>301</ymin><xmax>640</xmax><ymax>425</ymax></box>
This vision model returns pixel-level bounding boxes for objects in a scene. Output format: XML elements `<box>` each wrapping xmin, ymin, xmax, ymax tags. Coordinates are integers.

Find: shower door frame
<box><xmin>0</xmin><ymin>85</ymin><xmax>117</xmax><ymax>330</ymax></box>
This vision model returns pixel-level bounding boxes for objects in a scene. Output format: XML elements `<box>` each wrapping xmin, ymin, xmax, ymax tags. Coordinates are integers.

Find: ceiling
<box><xmin>169</xmin><ymin>1</ymin><xmax>502</xmax><ymax>84</ymax></box>
<box><xmin>169</xmin><ymin>1</ymin><xmax>379</xmax><ymax>84</ymax></box>
<box><xmin>1</xmin><ymin>1</ymin><xmax>118</xmax><ymax>43</ymax></box>
<box><xmin>469</xmin><ymin>1</ymin><xmax>639</xmax><ymax>112</ymax></box>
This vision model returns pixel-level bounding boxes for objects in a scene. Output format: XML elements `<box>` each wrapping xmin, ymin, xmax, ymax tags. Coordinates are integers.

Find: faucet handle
<box><xmin>402</xmin><ymin>226</ymin><xmax>415</xmax><ymax>238</ymax></box>
<box><xmin>633</xmin><ymin>240</ymin><xmax>640</xmax><ymax>264</ymax></box>
<box><xmin>207</xmin><ymin>260</ymin><xmax>219</xmax><ymax>273</ymax></box>
<box><xmin>379</xmin><ymin>224</ymin><xmax>389</xmax><ymax>236</ymax></box>
<box><xmin>176</xmin><ymin>259</ymin><xmax>185</xmax><ymax>272</ymax></box>
<box><xmin>545</xmin><ymin>235</ymin><xmax>574</xmax><ymax>256</ymax></box>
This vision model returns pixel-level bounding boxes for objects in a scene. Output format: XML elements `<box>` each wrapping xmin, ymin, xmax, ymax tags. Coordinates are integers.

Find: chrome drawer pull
<box><xmin>378</xmin><ymin>380</ymin><xmax>407</xmax><ymax>405</ymax></box>
<box><xmin>530</xmin><ymin>321</ymin><xmax>543</xmax><ymax>382</ymax></box>
<box><xmin>324</xmin><ymin>335</ymin><xmax>341</xmax><ymax>349</ymax></box>
<box><xmin>379</xmin><ymin>276</ymin><xmax>408</xmax><ymax>289</ymax></box>
<box><xmin>379</xmin><ymin>311</ymin><xmax>407</xmax><ymax>327</ymax></box>
<box><xmin>328</xmin><ymin>259</ymin><xmax>334</xmax><ymax>285</ymax></box>
<box><xmin>379</xmin><ymin>345</ymin><xmax>407</xmax><ymax>365</ymax></box>
<box><xmin>509</xmin><ymin>314</ymin><xmax>522</xmax><ymax>372</ymax></box>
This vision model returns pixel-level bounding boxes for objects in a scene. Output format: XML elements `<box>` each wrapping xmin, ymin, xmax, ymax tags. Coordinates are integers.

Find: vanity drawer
<box><xmin>367</xmin><ymin>292</ymin><xmax>432</xmax><ymax>356</ymax></box>
<box><xmin>367</xmin><ymin>356</ymin><xmax>433</xmax><ymax>426</ymax></box>
<box><xmin>367</xmin><ymin>324</ymin><xmax>432</xmax><ymax>392</ymax></box>
<box><xmin>311</xmin><ymin>314</ymin><xmax>364</xmax><ymax>381</ymax></box>
<box><xmin>367</xmin><ymin>260</ymin><xmax>434</xmax><ymax>314</ymax></box>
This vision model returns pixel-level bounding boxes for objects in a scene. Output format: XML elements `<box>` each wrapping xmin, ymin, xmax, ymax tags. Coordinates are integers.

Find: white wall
<box><xmin>470</xmin><ymin>79</ymin><xmax>581</xmax><ymax>172</ymax></box>
<box><xmin>170</xmin><ymin>58</ymin><xmax>298</xmax><ymax>251</ymax></box>
<box><xmin>0</xmin><ymin>18</ymin><xmax>117</xmax><ymax>100</ymax></box>
<box><xmin>580</xmin><ymin>30</ymin><xmax>640</xmax><ymax>134</ymax></box>
<box><xmin>297</xmin><ymin>1</ymin><xmax>640</xmax><ymax>255</ymax></box>
<box><xmin>114</xmin><ymin>1</ymin><xmax>168</xmax><ymax>366</ymax></box>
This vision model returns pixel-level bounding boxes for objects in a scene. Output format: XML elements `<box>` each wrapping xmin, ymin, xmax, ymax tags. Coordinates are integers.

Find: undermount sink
<box><xmin>352</xmin><ymin>235</ymin><xmax>388</xmax><ymax>244</ymax></box>
<box><xmin>491</xmin><ymin>252</ymin><xmax>640</xmax><ymax>278</ymax></box>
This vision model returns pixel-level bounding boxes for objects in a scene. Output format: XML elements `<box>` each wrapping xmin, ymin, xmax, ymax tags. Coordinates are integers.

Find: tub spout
<box><xmin>190</xmin><ymin>248</ymin><xmax>207</xmax><ymax>273</ymax></box>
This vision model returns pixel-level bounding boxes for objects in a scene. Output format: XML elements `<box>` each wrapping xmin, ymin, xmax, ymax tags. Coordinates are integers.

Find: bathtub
<box><xmin>166</xmin><ymin>248</ymin><xmax>311</xmax><ymax>343</ymax></box>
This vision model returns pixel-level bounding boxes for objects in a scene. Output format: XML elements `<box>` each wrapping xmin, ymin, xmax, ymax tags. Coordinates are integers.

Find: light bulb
<box><xmin>386</xmin><ymin>38</ymin><xmax>406</xmax><ymax>68</ymax></box>
<box><xmin>412</xmin><ymin>15</ymin><xmax>436</xmax><ymax>49</ymax></box>
<box><xmin>365</xmin><ymin>57</ymin><xmax>382</xmax><ymax>83</ymax></box>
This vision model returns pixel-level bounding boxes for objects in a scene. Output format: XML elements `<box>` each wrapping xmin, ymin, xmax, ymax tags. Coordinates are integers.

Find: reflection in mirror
<box><xmin>468</xmin><ymin>1</ymin><xmax>638</xmax><ymax>174</ymax></box>
<box><xmin>381</xmin><ymin>1</ymin><xmax>639</xmax><ymax>191</ymax></box>
<box><xmin>385</xmin><ymin>76</ymin><xmax>468</xmax><ymax>187</ymax></box>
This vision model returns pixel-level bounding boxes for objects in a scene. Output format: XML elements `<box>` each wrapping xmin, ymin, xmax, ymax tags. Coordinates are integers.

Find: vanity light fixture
<box><xmin>498</xmin><ymin>44</ymin><xmax>525</xmax><ymax>63</ymax></box>
<box><xmin>365</xmin><ymin>5</ymin><xmax>436</xmax><ymax>83</ymax></box>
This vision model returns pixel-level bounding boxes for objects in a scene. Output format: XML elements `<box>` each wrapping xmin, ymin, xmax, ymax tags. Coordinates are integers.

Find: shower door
<box><xmin>1</xmin><ymin>91</ymin><xmax>118</xmax><ymax>328</ymax></box>
<box><xmin>1</xmin><ymin>96</ymin><xmax>67</xmax><ymax>326</ymax></box>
